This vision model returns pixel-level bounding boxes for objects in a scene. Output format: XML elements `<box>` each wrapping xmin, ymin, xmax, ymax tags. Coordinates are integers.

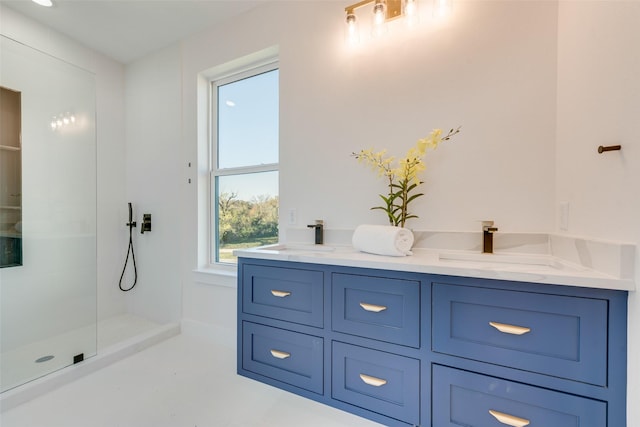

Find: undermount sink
<box><xmin>256</xmin><ymin>243</ymin><xmax>336</xmax><ymax>253</ymax></box>
<box><xmin>438</xmin><ymin>252</ymin><xmax>564</xmax><ymax>269</ymax></box>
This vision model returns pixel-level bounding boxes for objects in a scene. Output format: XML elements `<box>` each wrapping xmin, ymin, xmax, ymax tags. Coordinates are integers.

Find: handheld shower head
<box><xmin>127</xmin><ymin>202</ymin><xmax>137</xmax><ymax>229</ymax></box>
<box><xmin>120</xmin><ymin>202</ymin><xmax>138</xmax><ymax>291</ymax></box>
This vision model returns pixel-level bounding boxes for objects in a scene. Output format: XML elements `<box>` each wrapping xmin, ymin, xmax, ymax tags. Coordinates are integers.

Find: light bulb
<box><xmin>373</xmin><ymin>1</ymin><xmax>385</xmax><ymax>26</ymax></box>
<box><xmin>372</xmin><ymin>0</ymin><xmax>388</xmax><ymax>38</ymax></box>
<box><xmin>405</xmin><ymin>0</ymin><xmax>419</xmax><ymax>27</ymax></box>
<box><xmin>434</xmin><ymin>0</ymin><xmax>451</xmax><ymax>18</ymax></box>
<box><xmin>405</xmin><ymin>0</ymin><xmax>417</xmax><ymax>17</ymax></box>
<box><xmin>345</xmin><ymin>12</ymin><xmax>359</xmax><ymax>46</ymax></box>
<box><xmin>51</xmin><ymin>121</ymin><xmax>57</xmax><ymax>130</ymax></box>
<box><xmin>63</xmin><ymin>117</ymin><xmax>69</xmax><ymax>125</ymax></box>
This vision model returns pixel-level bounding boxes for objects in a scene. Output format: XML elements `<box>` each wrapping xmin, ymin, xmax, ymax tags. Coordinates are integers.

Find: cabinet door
<box><xmin>432</xmin><ymin>283</ymin><xmax>608</xmax><ymax>385</ymax></box>
<box><xmin>433</xmin><ymin>365</ymin><xmax>606</xmax><ymax>427</ymax></box>
<box><xmin>242</xmin><ymin>264</ymin><xmax>324</xmax><ymax>327</ymax></box>
<box><xmin>332</xmin><ymin>273</ymin><xmax>420</xmax><ymax>347</ymax></box>
<box><xmin>332</xmin><ymin>342</ymin><xmax>420</xmax><ymax>425</ymax></box>
<box><xmin>241</xmin><ymin>322</ymin><xmax>324</xmax><ymax>394</ymax></box>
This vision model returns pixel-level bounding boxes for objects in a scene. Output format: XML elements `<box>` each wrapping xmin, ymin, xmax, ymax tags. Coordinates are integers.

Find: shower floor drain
<box><xmin>35</xmin><ymin>355</ymin><xmax>55</xmax><ymax>363</ymax></box>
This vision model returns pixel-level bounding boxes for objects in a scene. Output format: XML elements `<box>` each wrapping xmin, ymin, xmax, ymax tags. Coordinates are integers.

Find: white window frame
<box><xmin>209</xmin><ymin>61</ymin><xmax>279</xmax><ymax>266</ymax></box>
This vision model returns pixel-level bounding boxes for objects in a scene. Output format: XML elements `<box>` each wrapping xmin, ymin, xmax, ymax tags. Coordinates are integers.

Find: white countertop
<box><xmin>234</xmin><ymin>243</ymin><xmax>635</xmax><ymax>291</ymax></box>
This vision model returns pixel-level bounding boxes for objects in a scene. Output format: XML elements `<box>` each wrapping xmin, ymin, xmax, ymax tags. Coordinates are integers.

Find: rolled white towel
<box><xmin>352</xmin><ymin>224</ymin><xmax>414</xmax><ymax>257</ymax></box>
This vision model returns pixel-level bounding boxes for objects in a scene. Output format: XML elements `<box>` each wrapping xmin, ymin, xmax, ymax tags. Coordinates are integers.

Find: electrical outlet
<box><xmin>288</xmin><ymin>209</ymin><xmax>297</xmax><ymax>225</ymax></box>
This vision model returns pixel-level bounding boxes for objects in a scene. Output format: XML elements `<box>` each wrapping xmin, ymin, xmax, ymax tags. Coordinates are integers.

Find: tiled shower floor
<box><xmin>1</xmin><ymin>332</ymin><xmax>382</xmax><ymax>427</ymax></box>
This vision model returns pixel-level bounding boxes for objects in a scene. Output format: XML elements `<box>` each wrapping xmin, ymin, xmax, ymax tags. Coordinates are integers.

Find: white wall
<box><xmin>123</xmin><ymin>46</ymin><xmax>183</xmax><ymax>323</ymax></box>
<box><xmin>0</xmin><ymin>6</ymin><xmax>127</xmax><ymax>323</ymax></box>
<box><xmin>278</xmin><ymin>1</ymin><xmax>558</xmax><ymax>234</ymax></box>
<box><xmin>556</xmin><ymin>1</ymin><xmax>640</xmax><ymax>422</ymax></box>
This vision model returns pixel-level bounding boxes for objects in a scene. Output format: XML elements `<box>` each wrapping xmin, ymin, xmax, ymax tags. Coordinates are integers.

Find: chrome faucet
<box><xmin>482</xmin><ymin>220</ymin><xmax>498</xmax><ymax>253</ymax></box>
<box><xmin>307</xmin><ymin>220</ymin><xmax>324</xmax><ymax>245</ymax></box>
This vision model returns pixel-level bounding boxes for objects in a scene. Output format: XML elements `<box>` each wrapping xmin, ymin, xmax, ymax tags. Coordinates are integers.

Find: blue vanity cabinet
<box><xmin>238</xmin><ymin>261</ymin><xmax>327</xmax><ymax>399</ymax></box>
<box><xmin>332</xmin><ymin>342</ymin><xmax>420</xmax><ymax>425</ymax></box>
<box><xmin>332</xmin><ymin>272</ymin><xmax>421</xmax><ymax>348</ymax></box>
<box><xmin>238</xmin><ymin>259</ymin><xmax>424</xmax><ymax>427</ymax></box>
<box><xmin>241</xmin><ymin>263</ymin><xmax>324</xmax><ymax>328</ymax></box>
<box><xmin>237</xmin><ymin>258</ymin><xmax>628</xmax><ymax>427</ymax></box>
<box><xmin>432</xmin><ymin>365</ymin><xmax>607</xmax><ymax>427</ymax></box>
<box><xmin>432</xmin><ymin>283</ymin><xmax>608</xmax><ymax>385</ymax></box>
<box><xmin>241</xmin><ymin>322</ymin><xmax>324</xmax><ymax>394</ymax></box>
<box><xmin>429</xmin><ymin>276</ymin><xmax>628</xmax><ymax>427</ymax></box>
<box><xmin>330</xmin><ymin>272</ymin><xmax>422</xmax><ymax>425</ymax></box>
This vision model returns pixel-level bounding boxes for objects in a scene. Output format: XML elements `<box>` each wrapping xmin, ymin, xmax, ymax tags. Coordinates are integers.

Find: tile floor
<box><xmin>1</xmin><ymin>332</ymin><xmax>382</xmax><ymax>427</ymax></box>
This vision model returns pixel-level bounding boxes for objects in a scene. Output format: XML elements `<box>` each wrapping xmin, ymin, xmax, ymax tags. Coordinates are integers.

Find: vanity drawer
<box><xmin>241</xmin><ymin>322</ymin><xmax>323</xmax><ymax>394</ymax></box>
<box><xmin>332</xmin><ymin>342</ymin><xmax>420</xmax><ymax>425</ymax></box>
<box><xmin>242</xmin><ymin>264</ymin><xmax>323</xmax><ymax>327</ymax></box>
<box><xmin>432</xmin><ymin>365</ymin><xmax>607</xmax><ymax>427</ymax></box>
<box><xmin>332</xmin><ymin>273</ymin><xmax>420</xmax><ymax>347</ymax></box>
<box><xmin>432</xmin><ymin>283</ymin><xmax>608</xmax><ymax>385</ymax></box>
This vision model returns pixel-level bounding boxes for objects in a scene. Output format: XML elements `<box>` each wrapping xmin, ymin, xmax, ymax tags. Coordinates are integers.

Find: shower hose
<box><xmin>119</xmin><ymin>203</ymin><xmax>138</xmax><ymax>291</ymax></box>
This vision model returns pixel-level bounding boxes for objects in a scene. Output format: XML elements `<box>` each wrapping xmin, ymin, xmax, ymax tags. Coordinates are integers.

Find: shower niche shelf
<box><xmin>1</xmin><ymin>86</ymin><xmax>22</xmax><ymax>268</ymax></box>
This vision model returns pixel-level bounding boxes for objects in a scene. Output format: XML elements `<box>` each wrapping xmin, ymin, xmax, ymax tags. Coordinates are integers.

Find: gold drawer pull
<box><xmin>270</xmin><ymin>349</ymin><xmax>291</xmax><ymax>359</ymax></box>
<box><xmin>489</xmin><ymin>410</ymin><xmax>530</xmax><ymax>427</ymax></box>
<box><xmin>489</xmin><ymin>321</ymin><xmax>531</xmax><ymax>336</ymax></box>
<box><xmin>359</xmin><ymin>302</ymin><xmax>387</xmax><ymax>313</ymax></box>
<box><xmin>271</xmin><ymin>290</ymin><xmax>291</xmax><ymax>298</ymax></box>
<box><xmin>359</xmin><ymin>373</ymin><xmax>387</xmax><ymax>387</ymax></box>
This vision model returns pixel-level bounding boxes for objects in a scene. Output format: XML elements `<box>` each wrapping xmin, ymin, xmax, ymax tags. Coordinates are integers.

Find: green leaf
<box><xmin>407</xmin><ymin>182</ymin><xmax>421</xmax><ymax>192</ymax></box>
<box><xmin>406</xmin><ymin>193</ymin><xmax>424</xmax><ymax>204</ymax></box>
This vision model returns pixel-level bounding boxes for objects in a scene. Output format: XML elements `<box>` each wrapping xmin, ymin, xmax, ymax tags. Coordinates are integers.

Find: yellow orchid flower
<box><xmin>352</xmin><ymin>126</ymin><xmax>460</xmax><ymax>228</ymax></box>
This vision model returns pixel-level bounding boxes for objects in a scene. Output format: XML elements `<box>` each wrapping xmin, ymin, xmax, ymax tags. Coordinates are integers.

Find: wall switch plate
<box><xmin>560</xmin><ymin>201</ymin><xmax>569</xmax><ymax>231</ymax></box>
<box><xmin>288</xmin><ymin>209</ymin><xmax>297</xmax><ymax>225</ymax></box>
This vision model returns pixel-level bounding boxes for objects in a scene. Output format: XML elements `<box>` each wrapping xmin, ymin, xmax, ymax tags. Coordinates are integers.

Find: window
<box><xmin>211</xmin><ymin>63</ymin><xmax>279</xmax><ymax>264</ymax></box>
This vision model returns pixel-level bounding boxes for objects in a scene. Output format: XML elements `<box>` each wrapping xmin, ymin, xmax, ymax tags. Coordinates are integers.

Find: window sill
<box><xmin>192</xmin><ymin>265</ymin><xmax>237</xmax><ymax>288</ymax></box>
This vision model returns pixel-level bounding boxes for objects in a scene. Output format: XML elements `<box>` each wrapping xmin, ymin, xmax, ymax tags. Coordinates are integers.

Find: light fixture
<box><xmin>404</xmin><ymin>0</ymin><xmax>419</xmax><ymax>26</ymax></box>
<box><xmin>344</xmin><ymin>0</ymin><xmax>418</xmax><ymax>44</ymax></box>
<box><xmin>371</xmin><ymin>0</ymin><xmax>388</xmax><ymax>38</ymax></box>
<box><xmin>405</xmin><ymin>0</ymin><xmax>417</xmax><ymax>16</ymax></box>
<box><xmin>32</xmin><ymin>0</ymin><xmax>53</xmax><ymax>7</ymax></box>
<box><xmin>372</xmin><ymin>0</ymin><xmax>386</xmax><ymax>25</ymax></box>
<box><xmin>345</xmin><ymin>11</ymin><xmax>360</xmax><ymax>45</ymax></box>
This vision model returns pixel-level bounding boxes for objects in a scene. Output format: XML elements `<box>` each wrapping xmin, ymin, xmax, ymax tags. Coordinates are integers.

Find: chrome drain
<box><xmin>35</xmin><ymin>355</ymin><xmax>55</xmax><ymax>363</ymax></box>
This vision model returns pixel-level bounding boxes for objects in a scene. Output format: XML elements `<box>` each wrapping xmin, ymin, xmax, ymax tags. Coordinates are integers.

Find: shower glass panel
<box><xmin>0</xmin><ymin>36</ymin><xmax>97</xmax><ymax>392</ymax></box>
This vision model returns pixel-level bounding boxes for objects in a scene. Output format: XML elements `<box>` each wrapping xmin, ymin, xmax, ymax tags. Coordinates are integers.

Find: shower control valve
<box><xmin>141</xmin><ymin>214</ymin><xmax>152</xmax><ymax>234</ymax></box>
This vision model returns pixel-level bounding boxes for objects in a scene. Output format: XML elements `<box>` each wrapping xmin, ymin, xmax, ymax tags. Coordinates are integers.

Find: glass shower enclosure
<box><xmin>0</xmin><ymin>35</ymin><xmax>97</xmax><ymax>392</ymax></box>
